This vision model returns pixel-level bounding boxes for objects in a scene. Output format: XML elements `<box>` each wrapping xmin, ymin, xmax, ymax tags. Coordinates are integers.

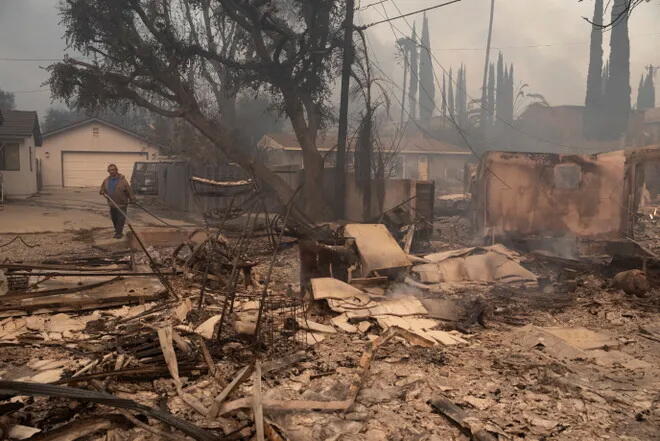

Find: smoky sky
<box><xmin>0</xmin><ymin>0</ymin><xmax>66</xmax><ymax>113</ymax></box>
<box><xmin>1</xmin><ymin>0</ymin><xmax>658</xmax><ymax>117</ymax></box>
<box><xmin>360</xmin><ymin>0</ymin><xmax>660</xmax><ymax>113</ymax></box>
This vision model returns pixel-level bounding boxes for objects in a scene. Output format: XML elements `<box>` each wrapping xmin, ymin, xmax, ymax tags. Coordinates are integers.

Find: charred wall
<box><xmin>475</xmin><ymin>150</ymin><xmax>627</xmax><ymax>239</ymax></box>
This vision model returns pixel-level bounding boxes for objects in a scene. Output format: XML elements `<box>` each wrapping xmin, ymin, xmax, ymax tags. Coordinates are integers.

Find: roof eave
<box><xmin>42</xmin><ymin>117</ymin><xmax>162</xmax><ymax>150</ymax></box>
<box><xmin>0</xmin><ymin>135</ymin><xmax>30</xmax><ymax>142</ymax></box>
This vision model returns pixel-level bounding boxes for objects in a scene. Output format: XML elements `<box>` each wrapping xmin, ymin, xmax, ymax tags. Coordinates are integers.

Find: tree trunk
<box><xmin>300</xmin><ymin>146</ymin><xmax>329</xmax><ymax>220</ymax></box>
<box><xmin>278</xmin><ymin>86</ymin><xmax>334</xmax><ymax>221</ymax></box>
<box><xmin>290</xmin><ymin>123</ymin><xmax>330</xmax><ymax>221</ymax></box>
<box><xmin>219</xmin><ymin>93</ymin><xmax>237</xmax><ymax>128</ymax></box>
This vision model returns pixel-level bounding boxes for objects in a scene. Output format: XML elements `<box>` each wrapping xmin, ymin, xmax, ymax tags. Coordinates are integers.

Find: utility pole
<box><xmin>479</xmin><ymin>0</ymin><xmax>496</xmax><ymax>136</ymax></box>
<box><xmin>335</xmin><ymin>0</ymin><xmax>355</xmax><ymax>219</ymax></box>
<box><xmin>399</xmin><ymin>41</ymin><xmax>409</xmax><ymax>127</ymax></box>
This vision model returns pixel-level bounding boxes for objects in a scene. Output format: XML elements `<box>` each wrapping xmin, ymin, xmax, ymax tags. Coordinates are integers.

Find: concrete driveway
<box><xmin>0</xmin><ymin>188</ymin><xmax>193</xmax><ymax>234</ymax></box>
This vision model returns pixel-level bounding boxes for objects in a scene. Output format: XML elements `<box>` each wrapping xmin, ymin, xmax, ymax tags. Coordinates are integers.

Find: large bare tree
<box><xmin>48</xmin><ymin>0</ymin><xmax>346</xmax><ymax>223</ymax></box>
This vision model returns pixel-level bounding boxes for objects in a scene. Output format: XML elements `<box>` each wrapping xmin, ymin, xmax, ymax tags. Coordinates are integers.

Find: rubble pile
<box><xmin>0</xmin><ymin>215</ymin><xmax>658</xmax><ymax>441</ymax></box>
<box><xmin>431</xmin><ymin>216</ymin><xmax>473</xmax><ymax>250</ymax></box>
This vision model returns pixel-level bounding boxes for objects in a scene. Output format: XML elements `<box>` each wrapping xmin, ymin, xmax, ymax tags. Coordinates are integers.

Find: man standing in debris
<box><xmin>100</xmin><ymin>164</ymin><xmax>135</xmax><ymax>239</ymax></box>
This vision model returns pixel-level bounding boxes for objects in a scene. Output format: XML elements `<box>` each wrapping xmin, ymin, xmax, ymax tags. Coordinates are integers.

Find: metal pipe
<box><xmin>197</xmin><ymin>261</ymin><xmax>210</xmax><ymax>310</ymax></box>
<box><xmin>8</xmin><ymin>271</ymin><xmax>179</xmax><ymax>277</ymax></box>
<box><xmin>0</xmin><ymin>263</ymin><xmax>130</xmax><ymax>272</ymax></box>
<box><xmin>102</xmin><ymin>194</ymin><xmax>179</xmax><ymax>299</ymax></box>
<box><xmin>253</xmin><ymin>189</ymin><xmax>298</xmax><ymax>351</ymax></box>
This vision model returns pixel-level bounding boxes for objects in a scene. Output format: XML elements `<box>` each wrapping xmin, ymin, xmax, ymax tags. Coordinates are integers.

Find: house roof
<box><xmin>43</xmin><ymin>117</ymin><xmax>158</xmax><ymax>148</ymax></box>
<box><xmin>262</xmin><ymin>132</ymin><xmax>471</xmax><ymax>155</ymax></box>
<box><xmin>518</xmin><ymin>103</ymin><xmax>585</xmax><ymax>120</ymax></box>
<box><xmin>0</xmin><ymin>110</ymin><xmax>42</xmax><ymax>146</ymax></box>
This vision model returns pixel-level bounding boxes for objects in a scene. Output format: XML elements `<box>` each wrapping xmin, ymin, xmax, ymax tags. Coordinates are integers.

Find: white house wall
<box><xmin>2</xmin><ymin>135</ymin><xmax>37</xmax><ymax>199</ymax></box>
<box><xmin>38</xmin><ymin>122</ymin><xmax>159</xmax><ymax>187</ymax></box>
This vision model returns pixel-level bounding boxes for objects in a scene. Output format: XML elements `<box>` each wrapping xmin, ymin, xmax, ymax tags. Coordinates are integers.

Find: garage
<box><xmin>62</xmin><ymin>151</ymin><xmax>148</xmax><ymax>187</ymax></box>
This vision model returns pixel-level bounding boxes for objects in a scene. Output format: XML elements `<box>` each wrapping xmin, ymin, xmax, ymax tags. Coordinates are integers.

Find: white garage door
<box><xmin>62</xmin><ymin>151</ymin><xmax>148</xmax><ymax>187</ymax></box>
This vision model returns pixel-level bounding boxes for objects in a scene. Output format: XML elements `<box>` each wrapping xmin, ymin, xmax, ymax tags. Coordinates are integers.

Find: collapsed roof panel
<box><xmin>344</xmin><ymin>224</ymin><xmax>412</xmax><ymax>276</ymax></box>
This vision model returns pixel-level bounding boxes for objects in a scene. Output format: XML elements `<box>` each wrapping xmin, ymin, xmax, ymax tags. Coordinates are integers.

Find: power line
<box><xmin>370</xmin><ymin>2</ymin><xmax>481</xmax><ymax>156</ymax></box>
<box><xmin>433</xmin><ymin>32</ymin><xmax>660</xmax><ymax>52</ymax></box>
<box><xmin>357</xmin><ymin>9</ymin><xmax>414</xmax><ymax>153</ymax></box>
<box><xmin>1</xmin><ymin>31</ymin><xmax>657</xmax><ymax>64</ymax></box>
<box><xmin>358</xmin><ymin>0</ymin><xmax>657</xmax><ymax>51</ymax></box>
<box><xmin>361</xmin><ymin>0</ymin><xmax>462</xmax><ymax>29</ymax></box>
<box><xmin>358</xmin><ymin>17</ymin><xmax>472</xmax><ymax>214</ymax></box>
<box><xmin>373</xmin><ymin>0</ymin><xmax>591</xmax><ymax>152</ymax></box>
<box><xmin>438</xmin><ymin>44</ymin><xmax>583</xmax><ymax>51</ymax></box>
<box><xmin>0</xmin><ymin>58</ymin><xmax>61</xmax><ymax>62</ymax></box>
<box><xmin>360</xmin><ymin>4</ymin><xmax>512</xmax><ymax>189</ymax></box>
<box><xmin>379</xmin><ymin>0</ymin><xmax>657</xmax><ymax>154</ymax></box>
<box><xmin>2</xmin><ymin>32</ymin><xmax>657</xmax><ymax>62</ymax></box>
<box><xmin>586</xmin><ymin>0</ymin><xmax>645</xmax><ymax>30</ymax></box>
<box><xmin>357</xmin><ymin>0</ymin><xmax>388</xmax><ymax>11</ymax></box>
<box><xmin>8</xmin><ymin>88</ymin><xmax>50</xmax><ymax>94</ymax></box>
<box><xmin>370</xmin><ymin>61</ymin><xmax>513</xmax><ymax>189</ymax></box>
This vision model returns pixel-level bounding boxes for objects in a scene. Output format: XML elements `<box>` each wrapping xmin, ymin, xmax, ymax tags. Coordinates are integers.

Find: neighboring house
<box><xmin>510</xmin><ymin>104</ymin><xmax>660</xmax><ymax>154</ymax></box>
<box><xmin>258</xmin><ymin>131</ymin><xmax>473</xmax><ymax>194</ymax></box>
<box><xmin>511</xmin><ymin>104</ymin><xmax>625</xmax><ymax>154</ymax></box>
<box><xmin>39</xmin><ymin>118</ymin><xmax>161</xmax><ymax>187</ymax></box>
<box><xmin>517</xmin><ymin>104</ymin><xmax>586</xmax><ymax>139</ymax></box>
<box><xmin>0</xmin><ymin>110</ymin><xmax>42</xmax><ymax>199</ymax></box>
<box><xmin>640</xmin><ymin>107</ymin><xmax>660</xmax><ymax>146</ymax></box>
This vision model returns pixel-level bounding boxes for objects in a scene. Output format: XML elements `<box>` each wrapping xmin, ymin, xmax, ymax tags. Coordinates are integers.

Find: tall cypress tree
<box><xmin>457</xmin><ymin>65</ymin><xmax>462</xmax><ymax>124</ymax></box>
<box><xmin>496</xmin><ymin>53</ymin><xmax>504</xmax><ymax>124</ymax></box>
<box><xmin>602</xmin><ymin>59</ymin><xmax>610</xmax><ymax>96</ymax></box>
<box><xmin>463</xmin><ymin>66</ymin><xmax>469</xmax><ymax>124</ymax></box>
<box><xmin>448</xmin><ymin>68</ymin><xmax>455</xmax><ymax>117</ymax></box>
<box><xmin>502</xmin><ymin>65</ymin><xmax>509</xmax><ymax>123</ymax></box>
<box><xmin>486</xmin><ymin>63</ymin><xmax>495</xmax><ymax>128</ymax></box>
<box><xmin>603</xmin><ymin>0</ymin><xmax>631</xmax><ymax>139</ymax></box>
<box><xmin>584</xmin><ymin>0</ymin><xmax>604</xmax><ymax>138</ymax></box>
<box><xmin>418</xmin><ymin>13</ymin><xmax>435</xmax><ymax>123</ymax></box>
<box><xmin>463</xmin><ymin>65</ymin><xmax>467</xmax><ymax>124</ymax></box>
<box><xmin>441</xmin><ymin>73</ymin><xmax>447</xmax><ymax>118</ymax></box>
<box><xmin>408</xmin><ymin>23</ymin><xmax>419</xmax><ymax>121</ymax></box>
<box><xmin>637</xmin><ymin>75</ymin><xmax>646</xmax><ymax>110</ymax></box>
<box><xmin>455</xmin><ymin>66</ymin><xmax>462</xmax><ymax>123</ymax></box>
<box><xmin>644</xmin><ymin>70</ymin><xmax>656</xmax><ymax>109</ymax></box>
<box><xmin>497</xmin><ymin>63</ymin><xmax>512</xmax><ymax>124</ymax></box>
<box><xmin>455</xmin><ymin>65</ymin><xmax>468</xmax><ymax>125</ymax></box>
<box><xmin>508</xmin><ymin>64</ymin><xmax>515</xmax><ymax>121</ymax></box>
<box><xmin>638</xmin><ymin>71</ymin><xmax>657</xmax><ymax>111</ymax></box>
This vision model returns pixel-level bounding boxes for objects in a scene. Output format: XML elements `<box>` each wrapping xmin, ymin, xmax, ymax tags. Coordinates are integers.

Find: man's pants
<box><xmin>110</xmin><ymin>206</ymin><xmax>128</xmax><ymax>236</ymax></box>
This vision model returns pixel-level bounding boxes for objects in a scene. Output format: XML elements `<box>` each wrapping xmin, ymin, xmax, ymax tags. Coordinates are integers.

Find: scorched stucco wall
<box><xmin>477</xmin><ymin>150</ymin><xmax>626</xmax><ymax>239</ymax></box>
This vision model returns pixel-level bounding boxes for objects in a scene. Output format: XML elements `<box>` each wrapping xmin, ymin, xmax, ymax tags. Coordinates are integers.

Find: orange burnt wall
<box><xmin>477</xmin><ymin>150</ymin><xmax>626</xmax><ymax>238</ymax></box>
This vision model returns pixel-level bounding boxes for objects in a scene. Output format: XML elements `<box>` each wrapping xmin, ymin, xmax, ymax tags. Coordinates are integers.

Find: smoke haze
<box><xmin>1</xmin><ymin>0</ymin><xmax>658</xmax><ymax>116</ymax></box>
